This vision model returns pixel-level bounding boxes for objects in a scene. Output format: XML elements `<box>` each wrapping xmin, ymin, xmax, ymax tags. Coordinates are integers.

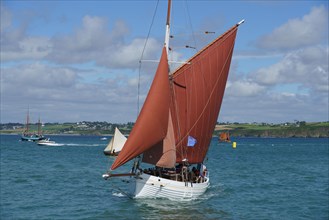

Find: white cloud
<box><xmin>47</xmin><ymin>15</ymin><xmax>161</xmax><ymax>69</ymax></box>
<box><xmin>1</xmin><ymin>11</ymin><xmax>161</xmax><ymax>70</ymax></box>
<box><xmin>226</xmin><ymin>80</ymin><xmax>265</xmax><ymax>97</ymax></box>
<box><xmin>257</xmin><ymin>5</ymin><xmax>328</xmax><ymax>50</ymax></box>
<box><xmin>97</xmin><ymin>38</ymin><xmax>160</xmax><ymax>69</ymax></box>
<box><xmin>48</xmin><ymin>15</ymin><xmax>116</xmax><ymax>63</ymax></box>
<box><xmin>1</xmin><ymin>63</ymin><xmax>78</xmax><ymax>103</ymax></box>
<box><xmin>1</xmin><ymin>2</ymin><xmax>328</xmax><ymax>124</ymax></box>
<box><xmin>221</xmin><ymin>3</ymin><xmax>329</xmax><ymax>123</ymax></box>
<box><xmin>252</xmin><ymin>45</ymin><xmax>328</xmax><ymax>94</ymax></box>
<box><xmin>0</xmin><ymin>4</ymin><xmax>53</xmax><ymax>61</ymax></box>
<box><xmin>2</xmin><ymin>37</ymin><xmax>52</xmax><ymax>61</ymax></box>
<box><xmin>221</xmin><ymin>90</ymin><xmax>327</xmax><ymax>123</ymax></box>
<box><xmin>0</xmin><ymin>62</ymin><xmax>146</xmax><ymax>123</ymax></box>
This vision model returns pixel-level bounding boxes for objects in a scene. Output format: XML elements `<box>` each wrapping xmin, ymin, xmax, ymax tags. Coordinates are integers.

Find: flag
<box><xmin>187</xmin><ymin>135</ymin><xmax>197</xmax><ymax>147</ymax></box>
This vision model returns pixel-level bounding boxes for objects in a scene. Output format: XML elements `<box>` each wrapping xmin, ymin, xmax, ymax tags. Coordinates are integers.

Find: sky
<box><xmin>1</xmin><ymin>0</ymin><xmax>328</xmax><ymax>124</ymax></box>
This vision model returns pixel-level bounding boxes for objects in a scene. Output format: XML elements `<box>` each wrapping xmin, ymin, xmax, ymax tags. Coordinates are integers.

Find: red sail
<box><xmin>170</xmin><ymin>25</ymin><xmax>238</xmax><ymax>164</ymax></box>
<box><xmin>142</xmin><ymin>110</ymin><xmax>176</xmax><ymax>168</ymax></box>
<box><xmin>111</xmin><ymin>48</ymin><xmax>170</xmax><ymax>170</ymax></box>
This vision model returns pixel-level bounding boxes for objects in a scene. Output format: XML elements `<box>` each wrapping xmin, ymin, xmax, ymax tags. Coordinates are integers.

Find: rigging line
<box><xmin>114</xmin><ymin>184</ymin><xmax>134</xmax><ymax>199</ymax></box>
<box><xmin>137</xmin><ymin>0</ymin><xmax>160</xmax><ymax>116</ymax></box>
<box><xmin>106</xmin><ymin>157</ymin><xmax>113</xmax><ymax>172</ymax></box>
<box><xmin>184</xmin><ymin>0</ymin><xmax>197</xmax><ymax>50</ymax></box>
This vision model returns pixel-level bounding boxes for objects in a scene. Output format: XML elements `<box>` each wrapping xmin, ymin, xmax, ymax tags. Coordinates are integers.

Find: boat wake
<box><xmin>112</xmin><ymin>192</ymin><xmax>126</xmax><ymax>197</ymax></box>
<box><xmin>63</xmin><ymin>143</ymin><xmax>103</xmax><ymax>147</ymax></box>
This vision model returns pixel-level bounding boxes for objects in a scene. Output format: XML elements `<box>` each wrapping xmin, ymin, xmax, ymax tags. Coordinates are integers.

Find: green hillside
<box><xmin>215</xmin><ymin>122</ymin><xmax>329</xmax><ymax>138</ymax></box>
<box><xmin>1</xmin><ymin>121</ymin><xmax>328</xmax><ymax>138</ymax></box>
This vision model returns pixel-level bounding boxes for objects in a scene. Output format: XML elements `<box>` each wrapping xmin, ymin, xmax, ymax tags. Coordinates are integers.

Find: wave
<box><xmin>112</xmin><ymin>192</ymin><xmax>126</xmax><ymax>197</ymax></box>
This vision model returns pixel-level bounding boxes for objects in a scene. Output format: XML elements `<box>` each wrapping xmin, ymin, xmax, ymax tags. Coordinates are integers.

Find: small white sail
<box><xmin>104</xmin><ymin>127</ymin><xmax>127</xmax><ymax>156</ymax></box>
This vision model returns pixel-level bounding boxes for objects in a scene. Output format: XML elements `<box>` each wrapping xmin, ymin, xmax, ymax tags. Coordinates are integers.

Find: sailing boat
<box><xmin>103</xmin><ymin>127</ymin><xmax>127</xmax><ymax>156</ymax></box>
<box><xmin>103</xmin><ymin>0</ymin><xmax>243</xmax><ymax>200</ymax></box>
<box><xmin>219</xmin><ymin>132</ymin><xmax>231</xmax><ymax>142</ymax></box>
<box><xmin>21</xmin><ymin>110</ymin><xmax>45</xmax><ymax>142</ymax></box>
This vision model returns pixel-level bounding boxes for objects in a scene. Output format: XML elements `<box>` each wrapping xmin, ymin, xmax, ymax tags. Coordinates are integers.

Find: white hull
<box><xmin>37</xmin><ymin>141</ymin><xmax>64</xmax><ymax>146</ymax></box>
<box><xmin>127</xmin><ymin>173</ymin><xmax>209</xmax><ymax>200</ymax></box>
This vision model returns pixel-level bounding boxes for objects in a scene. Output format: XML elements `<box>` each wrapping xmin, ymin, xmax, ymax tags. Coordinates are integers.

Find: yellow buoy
<box><xmin>232</xmin><ymin>142</ymin><xmax>237</xmax><ymax>149</ymax></box>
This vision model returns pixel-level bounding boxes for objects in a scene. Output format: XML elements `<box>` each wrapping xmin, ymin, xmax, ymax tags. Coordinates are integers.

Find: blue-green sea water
<box><xmin>1</xmin><ymin>135</ymin><xmax>328</xmax><ymax>219</ymax></box>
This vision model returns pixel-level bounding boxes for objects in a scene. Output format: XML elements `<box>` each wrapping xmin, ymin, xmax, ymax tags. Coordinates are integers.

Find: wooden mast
<box><xmin>38</xmin><ymin>117</ymin><xmax>41</xmax><ymax>136</ymax></box>
<box><xmin>164</xmin><ymin>0</ymin><xmax>171</xmax><ymax>55</ymax></box>
<box><xmin>26</xmin><ymin>107</ymin><xmax>30</xmax><ymax>134</ymax></box>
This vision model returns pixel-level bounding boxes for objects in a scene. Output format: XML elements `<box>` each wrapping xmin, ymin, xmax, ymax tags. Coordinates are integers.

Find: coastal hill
<box><xmin>215</xmin><ymin>121</ymin><xmax>329</xmax><ymax>138</ymax></box>
<box><xmin>1</xmin><ymin>121</ymin><xmax>328</xmax><ymax>138</ymax></box>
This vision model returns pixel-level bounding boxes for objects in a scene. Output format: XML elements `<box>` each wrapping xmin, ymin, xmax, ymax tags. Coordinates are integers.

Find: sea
<box><xmin>1</xmin><ymin>134</ymin><xmax>328</xmax><ymax>220</ymax></box>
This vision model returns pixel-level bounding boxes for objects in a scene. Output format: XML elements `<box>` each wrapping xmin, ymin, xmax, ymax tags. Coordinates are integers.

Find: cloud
<box><xmin>226</xmin><ymin>80</ymin><xmax>265</xmax><ymax>97</ymax></box>
<box><xmin>1</xmin><ymin>2</ymin><xmax>328</xmax><ymax>124</ymax></box>
<box><xmin>221</xmin><ymin>4</ymin><xmax>329</xmax><ymax>123</ymax></box>
<box><xmin>252</xmin><ymin>45</ymin><xmax>328</xmax><ymax>93</ymax></box>
<box><xmin>1</xmin><ymin>63</ymin><xmax>78</xmax><ymax>104</ymax></box>
<box><xmin>97</xmin><ymin>38</ymin><xmax>160</xmax><ymax>69</ymax></box>
<box><xmin>221</xmin><ymin>89</ymin><xmax>328</xmax><ymax>123</ymax></box>
<box><xmin>0</xmin><ymin>4</ymin><xmax>12</xmax><ymax>32</ymax></box>
<box><xmin>257</xmin><ymin>5</ymin><xmax>328</xmax><ymax>50</ymax></box>
<box><xmin>1</xmin><ymin>10</ymin><xmax>161</xmax><ymax>70</ymax></box>
<box><xmin>224</xmin><ymin>44</ymin><xmax>328</xmax><ymax>123</ymax></box>
<box><xmin>48</xmin><ymin>15</ymin><xmax>120</xmax><ymax>63</ymax></box>
<box><xmin>2</xmin><ymin>36</ymin><xmax>52</xmax><ymax>61</ymax></box>
<box><xmin>0</xmin><ymin>7</ymin><xmax>161</xmax><ymax>123</ymax></box>
<box><xmin>0</xmin><ymin>4</ymin><xmax>53</xmax><ymax>61</ymax></box>
<box><xmin>1</xmin><ymin>61</ymin><xmax>143</xmax><ymax>122</ymax></box>
<box><xmin>48</xmin><ymin>15</ymin><xmax>161</xmax><ymax>69</ymax></box>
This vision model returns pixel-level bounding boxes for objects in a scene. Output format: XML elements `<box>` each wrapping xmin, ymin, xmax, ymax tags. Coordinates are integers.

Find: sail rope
<box><xmin>183</xmin><ymin>0</ymin><xmax>197</xmax><ymax>51</ymax></box>
<box><xmin>137</xmin><ymin>0</ymin><xmax>160</xmax><ymax>116</ymax></box>
<box><xmin>112</xmin><ymin>183</ymin><xmax>134</xmax><ymax>199</ymax></box>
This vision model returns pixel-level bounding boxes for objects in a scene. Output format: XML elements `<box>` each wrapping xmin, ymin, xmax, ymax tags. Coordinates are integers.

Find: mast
<box><xmin>38</xmin><ymin>117</ymin><xmax>41</xmax><ymax>136</ymax></box>
<box><xmin>26</xmin><ymin>107</ymin><xmax>30</xmax><ymax>133</ymax></box>
<box><xmin>164</xmin><ymin>0</ymin><xmax>171</xmax><ymax>55</ymax></box>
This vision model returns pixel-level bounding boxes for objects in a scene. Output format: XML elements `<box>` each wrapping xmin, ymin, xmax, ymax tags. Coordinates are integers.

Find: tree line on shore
<box><xmin>1</xmin><ymin>121</ymin><xmax>328</xmax><ymax>138</ymax></box>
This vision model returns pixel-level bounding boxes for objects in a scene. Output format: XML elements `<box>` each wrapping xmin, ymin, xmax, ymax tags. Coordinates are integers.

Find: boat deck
<box><xmin>142</xmin><ymin>166</ymin><xmax>207</xmax><ymax>183</ymax></box>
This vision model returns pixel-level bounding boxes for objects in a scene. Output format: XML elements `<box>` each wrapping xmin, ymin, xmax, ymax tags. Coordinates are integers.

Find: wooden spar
<box><xmin>38</xmin><ymin>117</ymin><xmax>41</xmax><ymax>136</ymax></box>
<box><xmin>164</xmin><ymin>0</ymin><xmax>171</xmax><ymax>54</ymax></box>
<box><xmin>26</xmin><ymin>108</ymin><xmax>30</xmax><ymax>133</ymax></box>
<box><xmin>108</xmin><ymin>173</ymin><xmax>136</xmax><ymax>177</ymax></box>
<box><xmin>166</xmin><ymin>0</ymin><xmax>171</xmax><ymax>25</ymax></box>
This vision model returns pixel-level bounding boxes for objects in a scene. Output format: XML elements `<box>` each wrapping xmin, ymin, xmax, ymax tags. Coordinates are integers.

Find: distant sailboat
<box><xmin>103</xmin><ymin>0</ymin><xmax>243</xmax><ymax>200</ymax></box>
<box><xmin>103</xmin><ymin>127</ymin><xmax>127</xmax><ymax>156</ymax></box>
<box><xmin>21</xmin><ymin>109</ymin><xmax>45</xmax><ymax>142</ymax></box>
<box><xmin>219</xmin><ymin>132</ymin><xmax>231</xmax><ymax>142</ymax></box>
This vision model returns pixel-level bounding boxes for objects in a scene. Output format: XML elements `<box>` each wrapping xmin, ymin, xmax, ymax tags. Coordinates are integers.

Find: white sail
<box><xmin>104</xmin><ymin>127</ymin><xmax>127</xmax><ymax>155</ymax></box>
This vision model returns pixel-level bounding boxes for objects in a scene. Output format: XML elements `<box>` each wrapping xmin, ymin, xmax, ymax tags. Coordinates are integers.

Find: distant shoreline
<box><xmin>1</xmin><ymin>121</ymin><xmax>328</xmax><ymax>138</ymax></box>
